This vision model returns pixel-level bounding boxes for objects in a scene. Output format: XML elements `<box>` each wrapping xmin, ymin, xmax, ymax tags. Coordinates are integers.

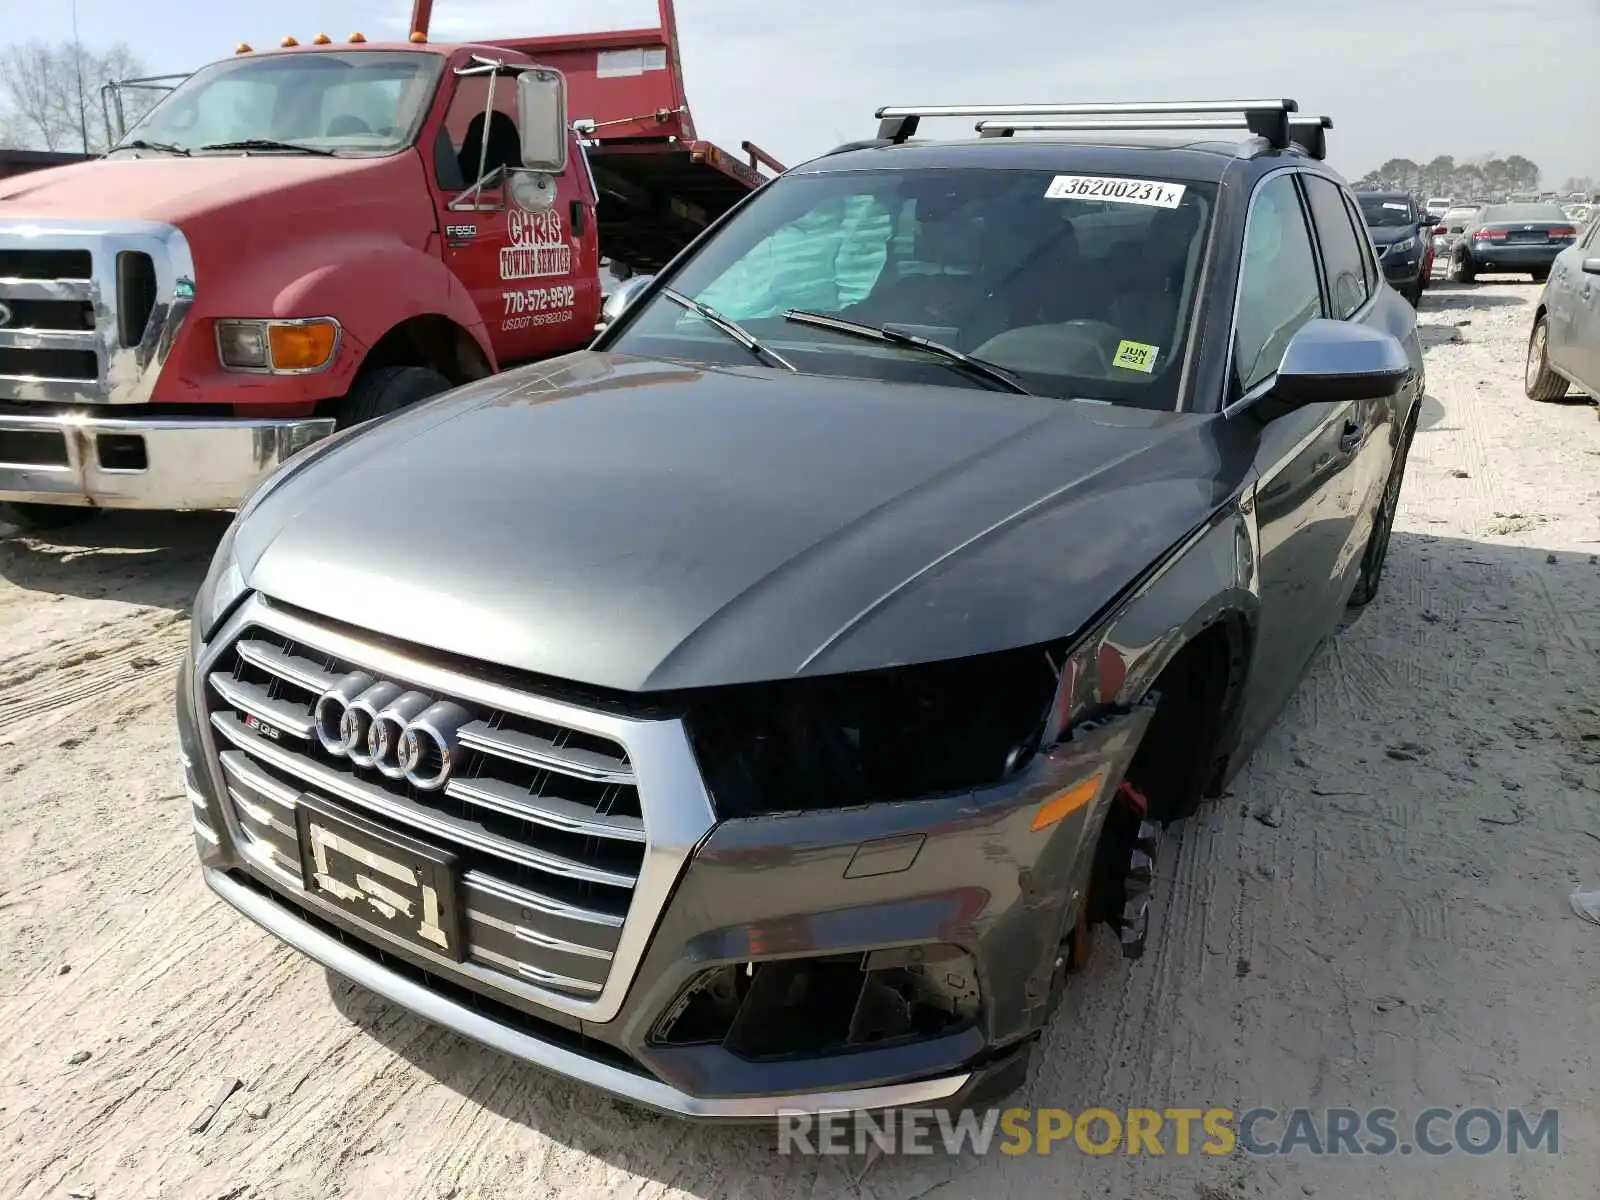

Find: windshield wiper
<box><xmin>197</xmin><ymin>138</ymin><xmax>336</xmax><ymax>157</ymax></box>
<box><xmin>115</xmin><ymin>139</ymin><xmax>190</xmax><ymax>156</ymax></box>
<box><xmin>661</xmin><ymin>288</ymin><xmax>797</xmax><ymax>371</ymax></box>
<box><xmin>783</xmin><ymin>310</ymin><xmax>1033</xmax><ymax>395</ymax></box>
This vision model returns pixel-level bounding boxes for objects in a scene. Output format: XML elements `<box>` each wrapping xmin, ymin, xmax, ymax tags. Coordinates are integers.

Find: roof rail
<box><xmin>971</xmin><ymin>113</ymin><xmax>1333</xmax><ymax>160</ymax></box>
<box><xmin>874</xmin><ymin>99</ymin><xmax>1299</xmax><ymax>150</ymax></box>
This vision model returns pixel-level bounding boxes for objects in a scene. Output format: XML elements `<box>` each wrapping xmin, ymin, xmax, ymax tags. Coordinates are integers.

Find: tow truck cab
<box><xmin>0</xmin><ymin>10</ymin><xmax>779</xmax><ymax>519</ymax></box>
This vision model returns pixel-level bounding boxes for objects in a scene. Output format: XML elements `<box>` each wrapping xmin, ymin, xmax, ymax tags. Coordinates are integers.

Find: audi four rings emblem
<box><xmin>313</xmin><ymin>672</ymin><xmax>471</xmax><ymax>790</ymax></box>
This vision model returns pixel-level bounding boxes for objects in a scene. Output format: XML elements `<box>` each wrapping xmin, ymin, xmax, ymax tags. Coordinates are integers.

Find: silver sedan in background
<box><xmin>1525</xmin><ymin>212</ymin><xmax>1600</xmax><ymax>400</ymax></box>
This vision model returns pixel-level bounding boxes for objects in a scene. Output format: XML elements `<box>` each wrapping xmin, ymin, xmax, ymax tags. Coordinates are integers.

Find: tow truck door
<box><xmin>430</xmin><ymin>64</ymin><xmax>599</xmax><ymax>366</ymax></box>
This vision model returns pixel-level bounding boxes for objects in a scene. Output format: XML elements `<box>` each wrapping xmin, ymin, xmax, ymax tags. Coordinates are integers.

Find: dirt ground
<box><xmin>2</xmin><ymin>279</ymin><xmax>1598</xmax><ymax>1200</ymax></box>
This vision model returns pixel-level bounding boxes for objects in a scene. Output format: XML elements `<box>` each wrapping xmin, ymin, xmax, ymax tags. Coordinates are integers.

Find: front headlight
<box><xmin>684</xmin><ymin>647</ymin><xmax>1062</xmax><ymax>817</ymax></box>
<box><xmin>1390</xmin><ymin>235</ymin><xmax>1418</xmax><ymax>255</ymax></box>
<box><xmin>215</xmin><ymin>317</ymin><xmax>341</xmax><ymax>373</ymax></box>
<box><xmin>190</xmin><ymin>519</ymin><xmax>247</xmax><ymax>655</ymax></box>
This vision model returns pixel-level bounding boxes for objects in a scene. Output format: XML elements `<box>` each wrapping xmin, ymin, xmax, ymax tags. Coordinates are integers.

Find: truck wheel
<box><xmin>331</xmin><ymin>366</ymin><xmax>454</xmax><ymax>429</ymax></box>
<box><xmin>0</xmin><ymin>502</ymin><xmax>96</xmax><ymax>534</ymax></box>
<box><xmin>1524</xmin><ymin>316</ymin><xmax>1569</xmax><ymax>402</ymax></box>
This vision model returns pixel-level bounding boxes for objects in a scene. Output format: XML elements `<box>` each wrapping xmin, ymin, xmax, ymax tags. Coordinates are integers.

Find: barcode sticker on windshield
<box><xmin>1113</xmin><ymin>340</ymin><xmax>1160</xmax><ymax>373</ymax></box>
<box><xmin>1045</xmin><ymin>175</ymin><xmax>1186</xmax><ymax>208</ymax></box>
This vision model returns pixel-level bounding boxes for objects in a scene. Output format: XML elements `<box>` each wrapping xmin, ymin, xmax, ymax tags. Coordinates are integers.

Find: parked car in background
<box><xmin>1354</xmin><ymin>191</ymin><xmax>1432</xmax><ymax>304</ymax></box>
<box><xmin>1525</xmin><ymin>213</ymin><xmax>1600</xmax><ymax>400</ymax></box>
<box><xmin>1432</xmin><ymin>205</ymin><xmax>1479</xmax><ymax>263</ymax></box>
<box><xmin>1425</xmin><ymin>196</ymin><xmax>1453</xmax><ymax>221</ymax></box>
<box><xmin>1446</xmin><ymin>203</ymin><xmax>1579</xmax><ymax>284</ymax></box>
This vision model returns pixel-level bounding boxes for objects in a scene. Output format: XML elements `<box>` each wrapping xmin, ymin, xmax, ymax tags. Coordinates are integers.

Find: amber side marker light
<box><xmin>410</xmin><ymin>31</ymin><xmax>428</xmax><ymax>43</ymax></box>
<box><xmin>1030</xmin><ymin>772</ymin><xmax>1105</xmax><ymax>831</ymax></box>
<box><xmin>312</xmin><ymin>33</ymin><xmax>332</xmax><ymax>44</ymax></box>
<box><xmin>348</xmin><ymin>32</ymin><xmax>367</xmax><ymax>43</ymax></box>
<box><xmin>235</xmin><ymin>42</ymin><xmax>253</xmax><ymax>54</ymax></box>
<box><xmin>280</xmin><ymin>36</ymin><xmax>299</xmax><ymax>47</ymax></box>
<box><xmin>267</xmin><ymin>321</ymin><xmax>339</xmax><ymax>371</ymax></box>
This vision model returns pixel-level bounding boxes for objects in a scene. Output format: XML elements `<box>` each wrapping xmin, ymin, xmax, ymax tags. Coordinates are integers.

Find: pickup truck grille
<box><xmin>203</xmin><ymin>619</ymin><xmax>650</xmax><ymax>1001</ymax></box>
<box><xmin>0</xmin><ymin>219</ymin><xmax>194</xmax><ymax>405</ymax></box>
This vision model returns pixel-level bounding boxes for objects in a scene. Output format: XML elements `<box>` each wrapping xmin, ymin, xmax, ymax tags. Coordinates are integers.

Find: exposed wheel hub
<box><xmin>1085</xmin><ymin>781</ymin><xmax>1164</xmax><ymax>961</ymax></box>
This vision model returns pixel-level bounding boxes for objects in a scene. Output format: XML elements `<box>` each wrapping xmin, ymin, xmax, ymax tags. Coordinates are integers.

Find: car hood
<box><xmin>0</xmin><ymin>154</ymin><xmax>391</xmax><ymax>225</ymax></box>
<box><xmin>236</xmin><ymin>354</ymin><xmax>1236</xmax><ymax>693</ymax></box>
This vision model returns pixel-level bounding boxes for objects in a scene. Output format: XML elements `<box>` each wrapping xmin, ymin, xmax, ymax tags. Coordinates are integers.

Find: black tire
<box><xmin>1448</xmin><ymin>251</ymin><xmax>1476</xmax><ymax>284</ymax></box>
<box><xmin>0</xmin><ymin>501</ymin><xmax>97</xmax><ymax>533</ymax></box>
<box><xmin>329</xmin><ymin>365</ymin><xmax>454</xmax><ymax>430</ymax></box>
<box><xmin>1348</xmin><ymin>408</ymin><xmax>1417</xmax><ymax>608</ymax></box>
<box><xmin>1524</xmin><ymin>316</ymin><xmax>1569</xmax><ymax>402</ymax></box>
<box><xmin>1404</xmin><ymin>280</ymin><xmax>1423</xmax><ymax>308</ymax></box>
<box><xmin>1529</xmin><ymin>268</ymin><xmax>1549</xmax><ymax>284</ymax></box>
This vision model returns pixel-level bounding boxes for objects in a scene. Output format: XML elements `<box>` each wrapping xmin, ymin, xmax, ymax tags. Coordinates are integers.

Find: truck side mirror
<box><xmin>517</xmin><ymin>68</ymin><xmax>569</xmax><ymax>173</ymax></box>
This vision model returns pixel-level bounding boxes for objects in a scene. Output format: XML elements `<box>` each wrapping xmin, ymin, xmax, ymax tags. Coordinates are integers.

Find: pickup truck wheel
<box><xmin>1348</xmin><ymin>407</ymin><xmax>1418</xmax><ymax>607</ymax></box>
<box><xmin>331</xmin><ymin>366</ymin><xmax>454</xmax><ymax>429</ymax></box>
<box><xmin>1524</xmin><ymin>317</ymin><xmax>1569</xmax><ymax>402</ymax></box>
<box><xmin>0</xmin><ymin>502</ymin><xmax>96</xmax><ymax>534</ymax></box>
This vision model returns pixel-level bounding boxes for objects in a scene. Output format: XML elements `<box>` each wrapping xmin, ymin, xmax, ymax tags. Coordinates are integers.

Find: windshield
<box><xmin>608</xmin><ymin>167</ymin><xmax>1216</xmax><ymax>410</ymax></box>
<box><xmin>114</xmin><ymin>51</ymin><xmax>443</xmax><ymax>156</ymax></box>
<box><xmin>1357</xmin><ymin>195</ymin><xmax>1418</xmax><ymax>227</ymax></box>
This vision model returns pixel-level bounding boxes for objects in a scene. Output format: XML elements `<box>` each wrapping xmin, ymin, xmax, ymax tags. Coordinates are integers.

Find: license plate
<box><xmin>295</xmin><ymin>795</ymin><xmax>463</xmax><ymax>961</ymax></box>
<box><xmin>1507</xmin><ymin>231</ymin><xmax>1546</xmax><ymax>243</ymax></box>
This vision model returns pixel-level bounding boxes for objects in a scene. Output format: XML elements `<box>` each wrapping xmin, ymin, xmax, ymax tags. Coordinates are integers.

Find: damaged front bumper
<box><xmin>178</xmin><ymin>648</ymin><xmax>1153</xmax><ymax>1121</ymax></box>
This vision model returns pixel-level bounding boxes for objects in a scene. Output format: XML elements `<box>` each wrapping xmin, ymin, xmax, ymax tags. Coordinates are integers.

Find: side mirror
<box><xmin>516</xmin><ymin>68</ymin><xmax>569</xmax><ymax>173</ymax></box>
<box><xmin>1583</xmin><ymin>258</ymin><xmax>1600</xmax><ymax>276</ymax></box>
<box><xmin>1263</xmin><ymin>319</ymin><xmax>1411</xmax><ymax>413</ymax></box>
<box><xmin>599</xmin><ymin>275</ymin><xmax>654</xmax><ymax>327</ymax></box>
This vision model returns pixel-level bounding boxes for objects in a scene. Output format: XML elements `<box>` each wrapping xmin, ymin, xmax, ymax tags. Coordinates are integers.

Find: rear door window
<box><xmin>1304</xmin><ymin>176</ymin><xmax>1371</xmax><ymax>318</ymax></box>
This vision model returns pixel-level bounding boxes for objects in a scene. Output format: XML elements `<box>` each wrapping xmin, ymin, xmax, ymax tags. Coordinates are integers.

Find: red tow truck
<box><xmin>0</xmin><ymin>0</ymin><xmax>782</xmax><ymax>527</ymax></box>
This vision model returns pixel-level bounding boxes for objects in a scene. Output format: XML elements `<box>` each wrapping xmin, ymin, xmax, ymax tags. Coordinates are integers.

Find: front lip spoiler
<box><xmin>204</xmin><ymin>867</ymin><xmax>973</xmax><ymax>1120</ymax></box>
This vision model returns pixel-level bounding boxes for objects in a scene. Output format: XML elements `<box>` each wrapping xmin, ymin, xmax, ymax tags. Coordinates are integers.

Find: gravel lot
<box><xmin>2</xmin><ymin>280</ymin><xmax>1597</xmax><ymax>1200</ymax></box>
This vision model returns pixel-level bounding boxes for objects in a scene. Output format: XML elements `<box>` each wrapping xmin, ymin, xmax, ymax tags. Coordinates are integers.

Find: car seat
<box><xmin>326</xmin><ymin>114</ymin><xmax>373</xmax><ymax>138</ymax></box>
<box><xmin>458</xmin><ymin>111</ymin><xmax>522</xmax><ymax>183</ymax></box>
<box><xmin>1106</xmin><ymin>205</ymin><xmax>1204</xmax><ymax>347</ymax></box>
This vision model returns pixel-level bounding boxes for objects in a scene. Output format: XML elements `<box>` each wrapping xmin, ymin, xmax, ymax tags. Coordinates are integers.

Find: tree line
<box><xmin>1</xmin><ymin>39</ymin><xmax>163</xmax><ymax>155</ymax></box>
<box><xmin>1354</xmin><ymin>154</ymin><xmax>1595</xmax><ymax>200</ymax></box>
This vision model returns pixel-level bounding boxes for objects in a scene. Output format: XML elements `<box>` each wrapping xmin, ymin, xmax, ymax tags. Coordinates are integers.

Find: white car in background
<box><xmin>1432</xmin><ymin>206</ymin><xmax>1480</xmax><ymax>260</ymax></box>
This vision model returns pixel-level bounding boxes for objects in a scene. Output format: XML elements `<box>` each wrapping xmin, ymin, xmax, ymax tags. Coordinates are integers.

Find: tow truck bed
<box><xmin>489</xmin><ymin>4</ymin><xmax>784</xmax><ymax>273</ymax></box>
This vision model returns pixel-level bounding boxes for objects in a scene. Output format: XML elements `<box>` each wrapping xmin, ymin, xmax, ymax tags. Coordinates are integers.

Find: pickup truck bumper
<box><xmin>0</xmin><ymin>409</ymin><xmax>333</xmax><ymax>510</ymax></box>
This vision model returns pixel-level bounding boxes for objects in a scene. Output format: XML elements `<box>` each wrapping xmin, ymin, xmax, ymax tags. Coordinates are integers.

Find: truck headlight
<box><xmin>216</xmin><ymin>317</ymin><xmax>341</xmax><ymax>373</ymax></box>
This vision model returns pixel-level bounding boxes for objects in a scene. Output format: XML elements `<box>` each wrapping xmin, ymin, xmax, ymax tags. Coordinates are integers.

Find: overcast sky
<box><xmin>5</xmin><ymin>0</ymin><xmax>1596</xmax><ymax>183</ymax></box>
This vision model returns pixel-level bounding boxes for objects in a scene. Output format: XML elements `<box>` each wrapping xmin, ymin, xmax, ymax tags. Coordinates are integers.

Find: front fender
<box><xmin>159</xmin><ymin>233</ymin><xmax>494</xmax><ymax>406</ymax></box>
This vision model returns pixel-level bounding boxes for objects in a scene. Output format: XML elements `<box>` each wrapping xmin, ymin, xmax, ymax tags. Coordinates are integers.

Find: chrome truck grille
<box><xmin>199</xmin><ymin>597</ymin><xmax>716</xmax><ymax>1022</ymax></box>
<box><xmin>0</xmin><ymin>218</ymin><xmax>195</xmax><ymax>406</ymax></box>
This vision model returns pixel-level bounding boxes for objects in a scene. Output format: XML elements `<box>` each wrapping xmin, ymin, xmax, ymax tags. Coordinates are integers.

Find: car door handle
<box><xmin>1339</xmin><ymin>422</ymin><xmax>1363</xmax><ymax>453</ymax></box>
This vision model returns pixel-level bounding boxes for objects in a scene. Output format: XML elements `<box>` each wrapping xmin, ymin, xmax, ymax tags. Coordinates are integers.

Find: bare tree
<box><xmin>0</xmin><ymin>40</ymin><xmax>161</xmax><ymax>154</ymax></box>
